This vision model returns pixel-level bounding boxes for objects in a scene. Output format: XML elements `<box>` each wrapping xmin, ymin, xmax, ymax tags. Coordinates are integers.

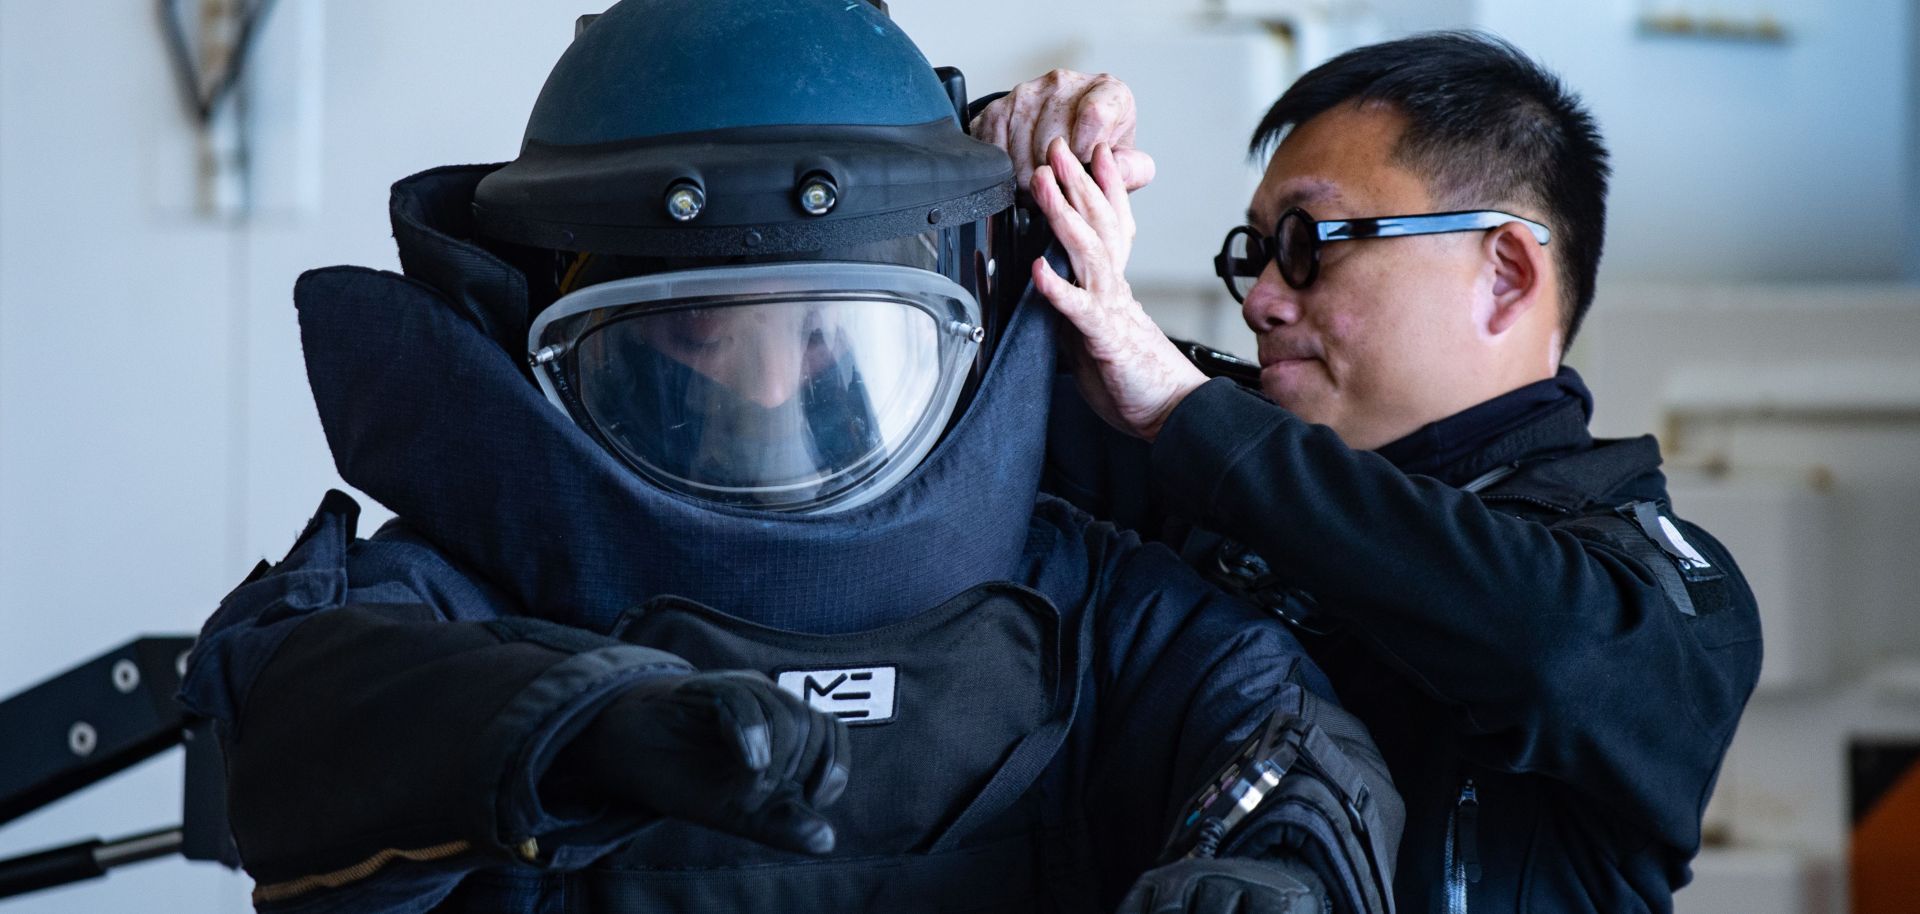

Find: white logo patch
<box><xmin>776</xmin><ymin>666</ymin><xmax>897</xmax><ymax>725</ymax></box>
<box><xmin>1656</xmin><ymin>516</ymin><xmax>1713</xmax><ymax>571</ymax></box>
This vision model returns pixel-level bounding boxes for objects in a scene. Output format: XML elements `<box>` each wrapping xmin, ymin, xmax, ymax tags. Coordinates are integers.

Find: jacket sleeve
<box><xmin>177</xmin><ymin>491</ymin><xmax>694</xmax><ymax>914</ymax></box>
<box><xmin>1044</xmin><ymin>500</ymin><xmax>1401</xmax><ymax>912</ymax></box>
<box><xmin>1149</xmin><ymin>378</ymin><xmax>1763</xmax><ymax>856</ymax></box>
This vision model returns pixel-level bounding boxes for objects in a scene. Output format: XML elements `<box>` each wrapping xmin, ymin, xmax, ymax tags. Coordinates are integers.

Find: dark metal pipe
<box><xmin>0</xmin><ymin>826</ymin><xmax>181</xmax><ymax>900</ymax></box>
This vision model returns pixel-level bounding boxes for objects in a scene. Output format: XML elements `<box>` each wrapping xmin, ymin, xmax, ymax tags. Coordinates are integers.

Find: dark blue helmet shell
<box><xmin>473</xmin><ymin>0</ymin><xmax>1014</xmax><ymax>258</ymax></box>
<box><xmin>526</xmin><ymin>0</ymin><xmax>956</xmax><ymax>143</ymax></box>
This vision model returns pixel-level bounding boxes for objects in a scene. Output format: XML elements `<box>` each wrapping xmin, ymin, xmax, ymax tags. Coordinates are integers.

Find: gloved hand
<box><xmin>558</xmin><ymin>670</ymin><xmax>851</xmax><ymax>855</ymax></box>
<box><xmin>1117</xmin><ymin>857</ymin><xmax>1331</xmax><ymax>914</ymax></box>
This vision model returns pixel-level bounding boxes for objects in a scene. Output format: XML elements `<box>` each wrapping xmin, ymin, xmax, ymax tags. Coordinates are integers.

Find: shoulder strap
<box><xmin>1554</xmin><ymin>511</ymin><xmax>1698</xmax><ymax>617</ymax></box>
<box><xmin>1464</xmin><ymin>435</ymin><xmax>1664</xmax><ymax>515</ymax></box>
<box><xmin>1469</xmin><ymin>453</ymin><xmax>1728</xmax><ymax>619</ymax></box>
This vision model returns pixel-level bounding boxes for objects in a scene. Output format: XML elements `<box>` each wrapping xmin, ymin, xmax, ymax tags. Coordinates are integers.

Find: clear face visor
<box><xmin>529</xmin><ymin>261</ymin><xmax>985</xmax><ymax>514</ymax></box>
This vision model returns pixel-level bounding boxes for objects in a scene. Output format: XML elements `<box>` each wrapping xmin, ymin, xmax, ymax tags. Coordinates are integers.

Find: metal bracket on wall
<box><xmin>155</xmin><ymin>0</ymin><xmax>322</xmax><ymax>220</ymax></box>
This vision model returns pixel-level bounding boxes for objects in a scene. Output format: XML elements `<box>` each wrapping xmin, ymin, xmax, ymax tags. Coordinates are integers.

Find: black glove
<box><xmin>556</xmin><ymin>670</ymin><xmax>852</xmax><ymax>854</ymax></box>
<box><xmin>1117</xmin><ymin>857</ymin><xmax>1331</xmax><ymax>914</ymax></box>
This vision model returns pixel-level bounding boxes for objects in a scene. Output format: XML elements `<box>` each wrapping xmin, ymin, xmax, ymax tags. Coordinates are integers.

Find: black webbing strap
<box><xmin>1555</xmin><ymin>510</ymin><xmax>1697</xmax><ymax>618</ymax></box>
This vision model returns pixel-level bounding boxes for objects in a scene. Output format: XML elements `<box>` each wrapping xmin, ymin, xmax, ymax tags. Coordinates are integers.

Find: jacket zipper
<box><xmin>1445</xmin><ymin>778</ymin><xmax>1481</xmax><ymax>914</ymax></box>
<box><xmin>1475</xmin><ymin>492</ymin><xmax>1574</xmax><ymax>515</ymax></box>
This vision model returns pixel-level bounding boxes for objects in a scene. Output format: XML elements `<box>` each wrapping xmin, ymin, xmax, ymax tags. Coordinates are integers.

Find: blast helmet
<box><xmin>472</xmin><ymin>0</ymin><xmax>1029</xmax><ymax>514</ymax></box>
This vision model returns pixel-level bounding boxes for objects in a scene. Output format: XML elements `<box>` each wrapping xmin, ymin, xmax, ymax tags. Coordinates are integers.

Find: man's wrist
<box><xmin>1142</xmin><ymin>372</ymin><xmax>1209</xmax><ymax>442</ymax></box>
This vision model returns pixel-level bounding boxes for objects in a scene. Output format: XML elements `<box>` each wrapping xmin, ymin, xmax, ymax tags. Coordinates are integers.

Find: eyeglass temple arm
<box><xmin>1320</xmin><ymin>211</ymin><xmax>1551</xmax><ymax>245</ymax></box>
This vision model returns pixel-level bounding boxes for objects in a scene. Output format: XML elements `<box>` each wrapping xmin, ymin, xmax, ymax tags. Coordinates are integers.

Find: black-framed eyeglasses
<box><xmin>1212</xmin><ymin>207</ymin><xmax>1552</xmax><ymax>301</ymax></box>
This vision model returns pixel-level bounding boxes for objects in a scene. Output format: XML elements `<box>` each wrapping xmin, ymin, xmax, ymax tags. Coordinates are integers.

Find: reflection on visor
<box><xmin>580</xmin><ymin>300</ymin><xmax>937</xmax><ymax>501</ymax></box>
<box><xmin>530</xmin><ymin>262</ymin><xmax>983</xmax><ymax>514</ymax></box>
<box><xmin>562</xmin><ymin>232</ymin><xmax>943</xmax><ymax>294</ymax></box>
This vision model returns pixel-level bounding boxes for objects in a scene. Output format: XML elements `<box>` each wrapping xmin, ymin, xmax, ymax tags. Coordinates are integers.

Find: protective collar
<box><xmin>292</xmin><ymin>166</ymin><xmax>1054</xmax><ymax>634</ymax></box>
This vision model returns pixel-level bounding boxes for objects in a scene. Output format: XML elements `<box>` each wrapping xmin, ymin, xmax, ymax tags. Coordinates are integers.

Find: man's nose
<box><xmin>737</xmin><ymin>372</ymin><xmax>801</xmax><ymax>409</ymax></box>
<box><xmin>730</xmin><ymin>331</ymin><xmax>806</xmax><ymax>409</ymax></box>
<box><xmin>1240</xmin><ymin>262</ymin><xmax>1301</xmax><ymax>332</ymax></box>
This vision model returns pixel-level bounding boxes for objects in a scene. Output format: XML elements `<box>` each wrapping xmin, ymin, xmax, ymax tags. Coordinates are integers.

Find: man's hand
<box><xmin>559</xmin><ymin>670</ymin><xmax>851</xmax><ymax>855</ymax></box>
<box><xmin>969</xmin><ymin>69</ymin><xmax>1155</xmax><ymax>192</ymax></box>
<box><xmin>1118</xmin><ymin>857</ymin><xmax>1331</xmax><ymax>914</ymax></box>
<box><xmin>1029</xmin><ymin>137</ymin><xmax>1207</xmax><ymax>441</ymax></box>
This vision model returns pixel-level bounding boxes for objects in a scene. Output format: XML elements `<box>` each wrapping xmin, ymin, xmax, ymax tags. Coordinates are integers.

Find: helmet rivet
<box><xmin>664</xmin><ymin>181</ymin><xmax>706</xmax><ymax>222</ymax></box>
<box><xmin>797</xmin><ymin>174</ymin><xmax>839</xmax><ymax>216</ymax></box>
<box><xmin>744</xmin><ymin>229</ymin><xmax>763</xmax><ymax>248</ymax></box>
<box><xmin>927</xmin><ymin>208</ymin><xmax>943</xmax><ymax>225</ymax></box>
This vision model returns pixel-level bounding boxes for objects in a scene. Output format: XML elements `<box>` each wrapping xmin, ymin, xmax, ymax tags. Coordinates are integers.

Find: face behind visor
<box><xmin>529</xmin><ymin>253</ymin><xmax>986</xmax><ymax>514</ymax></box>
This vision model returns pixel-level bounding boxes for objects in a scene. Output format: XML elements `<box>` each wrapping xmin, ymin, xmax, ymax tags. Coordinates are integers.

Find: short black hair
<box><xmin>1251</xmin><ymin>32</ymin><xmax>1611</xmax><ymax>346</ymax></box>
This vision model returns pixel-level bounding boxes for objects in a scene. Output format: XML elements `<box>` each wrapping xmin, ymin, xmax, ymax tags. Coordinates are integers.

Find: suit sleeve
<box><xmin>1150</xmin><ymin>378</ymin><xmax>1763</xmax><ymax>855</ymax></box>
<box><xmin>1043</xmin><ymin>372</ymin><xmax>1170</xmax><ymax>536</ymax></box>
<box><xmin>1045</xmin><ymin>500</ymin><xmax>1400</xmax><ymax>911</ymax></box>
<box><xmin>177</xmin><ymin>491</ymin><xmax>693</xmax><ymax>913</ymax></box>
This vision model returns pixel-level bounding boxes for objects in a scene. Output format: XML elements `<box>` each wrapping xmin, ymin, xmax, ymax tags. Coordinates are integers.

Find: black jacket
<box><xmin>1046</xmin><ymin>376</ymin><xmax>1762</xmax><ymax>914</ymax></box>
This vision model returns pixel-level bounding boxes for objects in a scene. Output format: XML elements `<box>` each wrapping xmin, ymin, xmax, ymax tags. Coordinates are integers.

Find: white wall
<box><xmin>0</xmin><ymin>3</ymin><xmax>579</xmax><ymax>910</ymax></box>
<box><xmin>1466</xmin><ymin>5</ymin><xmax>1920</xmax><ymax>907</ymax></box>
<box><xmin>1478</xmin><ymin>0</ymin><xmax>1915</xmax><ymax>284</ymax></box>
<box><xmin>1464</xmin><ymin>10</ymin><xmax>1920</xmax><ymax>903</ymax></box>
<box><xmin>1</xmin><ymin>4</ymin><xmax>250</xmax><ymax>910</ymax></box>
<box><xmin>1570</xmin><ymin>281</ymin><xmax>1920</xmax><ymax>913</ymax></box>
<box><xmin>1</xmin><ymin>2</ymin><xmax>1917</xmax><ymax>912</ymax></box>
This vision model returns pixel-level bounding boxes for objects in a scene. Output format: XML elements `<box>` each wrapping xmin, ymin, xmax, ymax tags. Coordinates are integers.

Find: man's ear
<box><xmin>1482</xmin><ymin>221</ymin><xmax>1547</xmax><ymax>337</ymax></box>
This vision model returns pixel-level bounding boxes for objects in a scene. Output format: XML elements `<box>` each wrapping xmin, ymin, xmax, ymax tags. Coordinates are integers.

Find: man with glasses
<box><xmin>972</xmin><ymin>32</ymin><xmax>1761</xmax><ymax>914</ymax></box>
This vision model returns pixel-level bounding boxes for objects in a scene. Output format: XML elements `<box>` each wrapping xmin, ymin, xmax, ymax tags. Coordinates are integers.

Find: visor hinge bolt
<box><xmin>531</xmin><ymin>345</ymin><xmax>564</xmax><ymax>367</ymax></box>
<box><xmin>665</xmin><ymin>180</ymin><xmax>706</xmax><ymax>222</ymax></box>
<box><xmin>948</xmin><ymin>321</ymin><xmax>986</xmax><ymax>343</ymax></box>
<box><xmin>797</xmin><ymin>173</ymin><xmax>839</xmax><ymax>216</ymax></box>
